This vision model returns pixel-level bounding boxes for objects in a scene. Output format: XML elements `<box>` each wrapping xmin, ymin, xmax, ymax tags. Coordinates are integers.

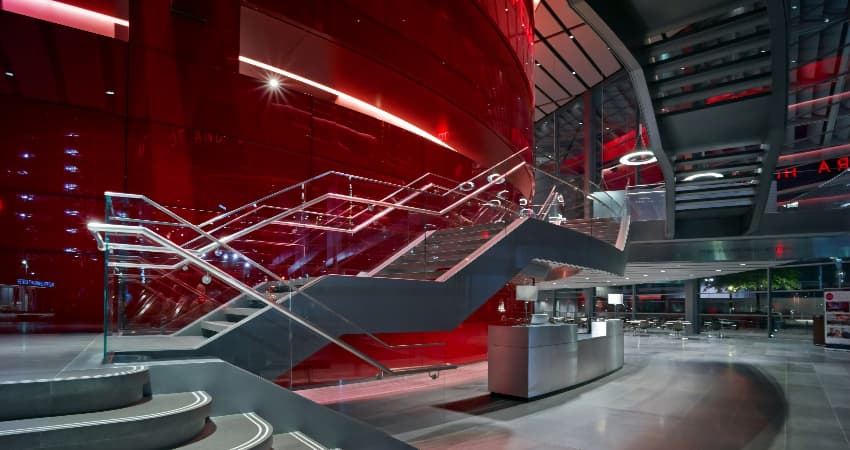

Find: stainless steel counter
<box><xmin>488</xmin><ymin>320</ymin><xmax>624</xmax><ymax>399</ymax></box>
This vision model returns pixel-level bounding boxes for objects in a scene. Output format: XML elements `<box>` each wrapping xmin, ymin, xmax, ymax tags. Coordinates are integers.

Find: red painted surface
<box><xmin>0</xmin><ymin>0</ymin><xmax>536</xmax><ymax>383</ymax></box>
<box><xmin>279</xmin><ymin>283</ymin><xmax>530</xmax><ymax>388</ymax></box>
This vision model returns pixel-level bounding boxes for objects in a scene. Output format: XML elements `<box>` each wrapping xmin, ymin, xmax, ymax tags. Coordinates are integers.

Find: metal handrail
<box><xmin>528</xmin><ymin>166</ymin><xmax>625</xmax><ymax>218</ymax></box>
<box><xmin>198</xmin><ymin>161</ymin><xmax>528</xmax><ymax>252</ymax></box>
<box><xmin>101</xmin><ymin>204</ymin><xmax>445</xmax><ymax>353</ymax></box>
<box><xmin>89</xmin><ymin>222</ymin><xmax>407</xmax><ymax>375</ymax></box>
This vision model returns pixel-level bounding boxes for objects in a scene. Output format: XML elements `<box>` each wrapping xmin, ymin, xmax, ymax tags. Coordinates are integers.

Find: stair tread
<box><xmin>0</xmin><ymin>366</ymin><xmax>149</xmax><ymax>421</ymax></box>
<box><xmin>225</xmin><ymin>307</ymin><xmax>264</xmax><ymax>317</ymax></box>
<box><xmin>202</xmin><ymin>320</ymin><xmax>234</xmax><ymax>331</ymax></box>
<box><xmin>0</xmin><ymin>391</ymin><xmax>210</xmax><ymax>434</ymax></box>
<box><xmin>272</xmin><ymin>431</ymin><xmax>328</xmax><ymax>450</ymax></box>
<box><xmin>177</xmin><ymin>413</ymin><xmax>273</xmax><ymax>450</ymax></box>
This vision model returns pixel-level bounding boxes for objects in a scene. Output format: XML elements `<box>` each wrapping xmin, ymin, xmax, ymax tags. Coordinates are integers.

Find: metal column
<box><xmin>767</xmin><ymin>267</ymin><xmax>774</xmax><ymax>338</ymax></box>
<box><xmin>684</xmin><ymin>279</ymin><xmax>699</xmax><ymax>335</ymax></box>
<box><xmin>582</xmin><ymin>88</ymin><xmax>601</xmax><ymax>219</ymax></box>
<box><xmin>631</xmin><ymin>284</ymin><xmax>637</xmax><ymax>320</ymax></box>
<box><xmin>583</xmin><ymin>287</ymin><xmax>595</xmax><ymax>329</ymax></box>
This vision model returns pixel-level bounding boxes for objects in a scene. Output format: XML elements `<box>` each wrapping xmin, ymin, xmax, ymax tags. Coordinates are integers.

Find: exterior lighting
<box><xmin>683</xmin><ymin>172</ymin><xmax>724</xmax><ymax>181</ymax></box>
<box><xmin>619</xmin><ymin>150</ymin><xmax>657</xmax><ymax>166</ymax></box>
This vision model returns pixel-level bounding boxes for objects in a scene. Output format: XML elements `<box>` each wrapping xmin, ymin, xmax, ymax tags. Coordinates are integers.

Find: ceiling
<box><xmin>532</xmin><ymin>0</ymin><xmax>621</xmax><ymax>121</ymax></box>
<box><xmin>536</xmin><ymin>260</ymin><xmax>782</xmax><ymax>290</ymax></box>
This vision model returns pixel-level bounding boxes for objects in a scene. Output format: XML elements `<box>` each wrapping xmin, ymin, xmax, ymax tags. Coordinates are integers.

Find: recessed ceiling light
<box><xmin>4</xmin><ymin>71</ymin><xmax>13</xmax><ymax>77</ymax></box>
<box><xmin>625</xmin><ymin>277</ymin><xmax>630</xmax><ymax>280</ymax></box>
<box><xmin>739</xmin><ymin>263</ymin><xmax>747</xmax><ymax>266</ymax></box>
<box><xmin>715</xmin><ymin>269</ymin><xmax>722</xmax><ymax>272</ymax></box>
<box><xmin>824</xmin><ymin>18</ymin><xmax>830</xmax><ymax>23</ymax></box>
<box><xmin>683</xmin><ymin>172</ymin><xmax>724</xmax><ymax>181</ymax></box>
<box><xmin>584</xmin><ymin>277</ymin><xmax>590</xmax><ymax>280</ymax></box>
<box><xmin>660</xmin><ymin>270</ymin><xmax>666</xmax><ymax>273</ymax></box>
<box><xmin>105</xmin><ymin>90</ymin><xmax>115</xmax><ymax>95</ymax></box>
<box><xmin>535</xmin><ymin>62</ymin><xmax>541</xmax><ymax>66</ymax></box>
<box><xmin>571</xmin><ymin>71</ymin><xmax>576</xmax><ymax>75</ymax></box>
<box><xmin>267</xmin><ymin>77</ymin><xmax>281</xmax><ymax>89</ymax></box>
<box><xmin>643</xmin><ymin>274</ymin><xmax>649</xmax><ymax>277</ymax></box>
<box><xmin>569</xmin><ymin>35</ymin><xmax>575</xmax><ymax>39</ymax></box>
<box><xmin>619</xmin><ymin>150</ymin><xmax>657</xmax><ymax>166</ymax></box>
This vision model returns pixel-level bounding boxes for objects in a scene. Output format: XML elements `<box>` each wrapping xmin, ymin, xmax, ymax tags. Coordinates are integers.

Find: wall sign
<box><xmin>824</xmin><ymin>290</ymin><xmax>850</xmax><ymax>350</ymax></box>
<box><xmin>16</xmin><ymin>278</ymin><xmax>55</xmax><ymax>288</ymax></box>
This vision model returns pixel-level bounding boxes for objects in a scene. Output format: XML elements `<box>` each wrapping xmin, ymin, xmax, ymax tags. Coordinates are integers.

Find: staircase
<box><xmin>0</xmin><ymin>366</ymin><xmax>331</xmax><ymax>449</ymax></box>
<box><xmin>100</xmin><ymin>217</ymin><xmax>626</xmax><ymax>380</ymax></box>
<box><xmin>375</xmin><ymin>223</ymin><xmax>509</xmax><ymax>280</ymax></box>
<box><xmin>558</xmin><ymin>218</ymin><xmax>621</xmax><ymax>247</ymax></box>
<box><xmin>573</xmin><ymin>0</ymin><xmax>787</xmax><ymax>236</ymax></box>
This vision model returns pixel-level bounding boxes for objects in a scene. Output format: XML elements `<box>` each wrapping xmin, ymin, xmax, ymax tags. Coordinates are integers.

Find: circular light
<box><xmin>201</xmin><ymin>274</ymin><xmax>212</xmax><ymax>285</ymax></box>
<box><xmin>682</xmin><ymin>172</ymin><xmax>724</xmax><ymax>182</ymax></box>
<box><xmin>459</xmin><ymin>181</ymin><xmax>475</xmax><ymax>192</ymax></box>
<box><xmin>496</xmin><ymin>190</ymin><xmax>509</xmax><ymax>199</ymax></box>
<box><xmin>519</xmin><ymin>198</ymin><xmax>528</xmax><ymax>206</ymax></box>
<box><xmin>267</xmin><ymin>78</ymin><xmax>281</xmax><ymax>89</ymax></box>
<box><xmin>619</xmin><ymin>150</ymin><xmax>657</xmax><ymax>166</ymax></box>
<box><xmin>487</xmin><ymin>173</ymin><xmax>505</xmax><ymax>184</ymax></box>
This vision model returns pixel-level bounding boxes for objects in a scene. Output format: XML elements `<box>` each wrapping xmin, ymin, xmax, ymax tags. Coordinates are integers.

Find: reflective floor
<box><xmin>299</xmin><ymin>335</ymin><xmax>850</xmax><ymax>450</ymax></box>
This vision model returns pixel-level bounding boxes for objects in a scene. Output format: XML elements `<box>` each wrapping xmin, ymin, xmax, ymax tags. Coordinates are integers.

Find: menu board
<box><xmin>824</xmin><ymin>290</ymin><xmax>850</xmax><ymax>350</ymax></box>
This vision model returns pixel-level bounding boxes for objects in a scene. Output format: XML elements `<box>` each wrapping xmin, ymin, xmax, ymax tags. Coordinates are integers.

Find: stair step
<box><xmin>176</xmin><ymin>413</ymin><xmax>273</xmax><ymax>450</ymax></box>
<box><xmin>225</xmin><ymin>307</ymin><xmax>264</xmax><ymax>318</ymax></box>
<box><xmin>272</xmin><ymin>431</ymin><xmax>329</xmax><ymax>450</ymax></box>
<box><xmin>0</xmin><ymin>391</ymin><xmax>211</xmax><ymax>449</ymax></box>
<box><xmin>0</xmin><ymin>366</ymin><xmax>149</xmax><ymax>421</ymax></box>
<box><xmin>201</xmin><ymin>320</ymin><xmax>233</xmax><ymax>336</ymax></box>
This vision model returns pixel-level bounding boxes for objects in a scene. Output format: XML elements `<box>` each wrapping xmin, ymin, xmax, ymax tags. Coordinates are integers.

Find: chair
<box><xmin>672</xmin><ymin>321</ymin><xmax>684</xmax><ymax>339</ymax></box>
<box><xmin>638</xmin><ymin>320</ymin><xmax>650</xmax><ymax>336</ymax></box>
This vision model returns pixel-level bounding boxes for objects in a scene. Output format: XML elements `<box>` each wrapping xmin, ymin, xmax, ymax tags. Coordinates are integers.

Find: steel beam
<box><xmin>822</xmin><ymin>22</ymin><xmax>850</xmax><ymax>147</ymax></box>
<box><xmin>746</xmin><ymin>0</ymin><xmax>789</xmax><ymax>234</ymax></box>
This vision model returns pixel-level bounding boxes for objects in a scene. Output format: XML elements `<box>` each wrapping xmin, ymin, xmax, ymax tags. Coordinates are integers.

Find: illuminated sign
<box><xmin>776</xmin><ymin>157</ymin><xmax>849</xmax><ymax>179</ymax></box>
<box><xmin>17</xmin><ymin>279</ymin><xmax>55</xmax><ymax>288</ymax></box>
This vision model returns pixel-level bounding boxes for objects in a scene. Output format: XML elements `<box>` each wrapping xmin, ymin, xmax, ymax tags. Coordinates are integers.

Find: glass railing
<box><xmin>777</xmin><ymin>169</ymin><xmax>850</xmax><ymax>212</ymax></box>
<box><xmin>89</xmin><ymin>149</ymin><xmax>629</xmax><ymax>387</ymax></box>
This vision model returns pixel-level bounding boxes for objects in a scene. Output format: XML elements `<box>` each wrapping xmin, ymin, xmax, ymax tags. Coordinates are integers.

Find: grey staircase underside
<box><xmin>115</xmin><ymin>218</ymin><xmax>626</xmax><ymax>379</ymax></box>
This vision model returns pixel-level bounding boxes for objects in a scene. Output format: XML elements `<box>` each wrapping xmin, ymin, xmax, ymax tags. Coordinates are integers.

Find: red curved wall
<box><xmin>0</xmin><ymin>0</ymin><xmax>535</xmax><ymax>379</ymax></box>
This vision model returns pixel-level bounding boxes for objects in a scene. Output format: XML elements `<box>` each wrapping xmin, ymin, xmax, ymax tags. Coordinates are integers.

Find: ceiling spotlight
<box><xmin>4</xmin><ymin>71</ymin><xmax>13</xmax><ymax>77</ymax></box>
<box><xmin>643</xmin><ymin>274</ymin><xmax>649</xmax><ymax>277</ymax></box>
<box><xmin>569</xmin><ymin>35</ymin><xmax>575</xmax><ymax>39</ymax></box>
<box><xmin>824</xmin><ymin>18</ymin><xmax>830</xmax><ymax>23</ymax></box>
<box><xmin>619</xmin><ymin>150</ymin><xmax>657</xmax><ymax>166</ymax></box>
<box><xmin>105</xmin><ymin>90</ymin><xmax>115</xmax><ymax>95</ymax></box>
<box><xmin>715</xmin><ymin>269</ymin><xmax>722</xmax><ymax>272</ymax></box>
<box><xmin>584</xmin><ymin>277</ymin><xmax>590</xmax><ymax>280</ymax></box>
<box><xmin>625</xmin><ymin>277</ymin><xmax>630</xmax><ymax>280</ymax></box>
<box><xmin>683</xmin><ymin>172</ymin><xmax>724</xmax><ymax>182</ymax></box>
<box><xmin>535</xmin><ymin>62</ymin><xmax>541</xmax><ymax>66</ymax></box>
<box><xmin>739</xmin><ymin>263</ymin><xmax>747</xmax><ymax>266</ymax></box>
<box><xmin>267</xmin><ymin>77</ymin><xmax>281</xmax><ymax>89</ymax></box>
<box><xmin>660</xmin><ymin>270</ymin><xmax>666</xmax><ymax>273</ymax></box>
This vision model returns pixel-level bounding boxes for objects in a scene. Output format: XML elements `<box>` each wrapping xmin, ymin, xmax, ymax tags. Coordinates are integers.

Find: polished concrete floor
<box><xmin>3</xmin><ymin>332</ymin><xmax>850</xmax><ymax>449</ymax></box>
<box><xmin>300</xmin><ymin>335</ymin><xmax>850</xmax><ymax>450</ymax></box>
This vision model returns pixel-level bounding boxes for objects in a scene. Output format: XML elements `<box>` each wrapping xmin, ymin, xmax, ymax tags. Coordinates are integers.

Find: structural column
<box><xmin>582</xmin><ymin>88</ymin><xmax>601</xmax><ymax>219</ymax></box>
<box><xmin>684</xmin><ymin>279</ymin><xmax>699</xmax><ymax>335</ymax></box>
<box><xmin>631</xmin><ymin>284</ymin><xmax>637</xmax><ymax>320</ymax></box>
<box><xmin>766</xmin><ymin>267</ymin><xmax>774</xmax><ymax>337</ymax></box>
<box><xmin>583</xmin><ymin>287</ymin><xmax>595</xmax><ymax>327</ymax></box>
